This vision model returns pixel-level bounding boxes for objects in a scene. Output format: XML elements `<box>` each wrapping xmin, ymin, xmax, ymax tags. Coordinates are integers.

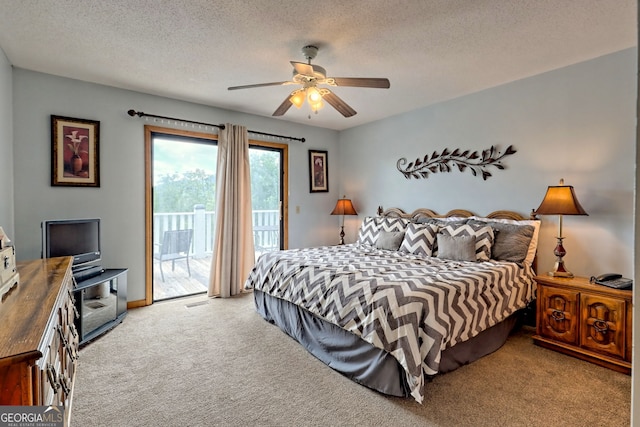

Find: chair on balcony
<box><xmin>154</xmin><ymin>229</ymin><xmax>193</xmax><ymax>282</ymax></box>
<box><xmin>253</xmin><ymin>225</ymin><xmax>279</xmax><ymax>255</ymax></box>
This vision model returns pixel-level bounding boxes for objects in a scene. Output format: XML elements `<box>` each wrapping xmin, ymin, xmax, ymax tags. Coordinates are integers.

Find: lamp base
<box><xmin>338</xmin><ymin>226</ymin><xmax>345</xmax><ymax>245</ymax></box>
<box><xmin>547</xmin><ymin>236</ymin><xmax>573</xmax><ymax>277</ymax></box>
<box><xmin>547</xmin><ymin>270</ymin><xmax>574</xmax><ymax>278</ymax></box>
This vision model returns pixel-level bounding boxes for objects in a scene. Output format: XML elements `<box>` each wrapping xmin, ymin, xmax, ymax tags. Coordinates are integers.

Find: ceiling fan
<box><xmin>227</xmin><ymin>45</ymin><xmax>390</xmax><ymax>118</ymax></box>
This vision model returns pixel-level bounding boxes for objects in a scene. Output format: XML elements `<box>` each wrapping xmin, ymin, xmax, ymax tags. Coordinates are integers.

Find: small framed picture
<box><xmin>51</xmin><ymin>115</ymin><xmax>100</xmax><ymax>187</ymax></box>
<box><xmin>309</xmin><ymin>150</ymin><xmax>328</xmax><ymax>193</ymax></box>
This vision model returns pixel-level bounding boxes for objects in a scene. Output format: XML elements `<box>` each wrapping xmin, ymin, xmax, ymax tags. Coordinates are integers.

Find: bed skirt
<box><xmin>254</xmin><ymin>290</ymin><xmax>520</xmax><ymax>398</ymax></box>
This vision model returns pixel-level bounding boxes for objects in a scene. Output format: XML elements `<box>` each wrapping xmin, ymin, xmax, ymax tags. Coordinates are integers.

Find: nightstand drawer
<box><xmin>580</xmin><ymin>294</ymin><xmax>626</xmax><ymax>359</ymax></box>
<box><xmin>538</xmin><ymin>285</ymin><xmax>579</xmax><ymax>345</ymax></box>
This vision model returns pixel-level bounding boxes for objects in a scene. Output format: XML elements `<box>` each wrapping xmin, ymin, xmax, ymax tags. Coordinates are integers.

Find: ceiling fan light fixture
<box><xmin>307</xmin><ymin>87</ymin><xmax>323</xmax><ymax>104</ymax></box>
<box><xmin>289</xmin><ymin>90</ymin><xmax>305</xmax><ymax>108</ymax></box>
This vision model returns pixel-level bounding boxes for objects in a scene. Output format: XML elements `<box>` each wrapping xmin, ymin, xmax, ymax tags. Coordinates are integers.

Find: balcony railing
<box><xmin>153</xmin><ymin>205</ymin><xmax>280</xmax><ymax>258</ymax></box>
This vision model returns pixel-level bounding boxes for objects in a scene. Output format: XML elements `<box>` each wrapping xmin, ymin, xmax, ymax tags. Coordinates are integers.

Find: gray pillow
<box><xmin>436</xmin><ymin>234</ymin><xmax>476</xmax><ymax>261</ymax></box>
<box><xmin>357</xmin><ymin>216</ymin><xmax>409</xmax><ymax>246</ymax></box>
<box><xmin>375</xmin><ymin>231</ymin><xmax>405</xmax><ymax>251</ymax></box>
<box><xmin>438</xmin><ymin>223</ymin><xmax>494</xmax><ymax>261</ymax></box>
<box><xmin>468</xmin><ymin>220</ymin><xmax>534</xmax><ymax>263</ymax></box>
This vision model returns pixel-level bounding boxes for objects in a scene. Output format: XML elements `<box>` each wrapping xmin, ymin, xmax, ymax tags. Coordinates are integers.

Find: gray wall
<box><xmin>0</xmin><ymin>48</ymin><xmax>13</xmax><ymax>238</ymax></box>
<box><xmin>12</xmin><ymin>69</ymin><xmax>340</xmax><ymax>301</ymax></box>
<box><xmin>339</xmin><ymin>49</ymin><xmax>636</xmax><ymax>280</ymax></box>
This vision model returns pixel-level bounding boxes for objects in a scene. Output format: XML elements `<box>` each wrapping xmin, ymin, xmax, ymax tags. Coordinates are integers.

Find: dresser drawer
<box><xmin>0</xmin><ymin>246</ymin><xmax>17</xmax><ymax>285</ymax></box>
<box><xmin>40</xmin><ymin>336</ymin><xmax>63</xmax><ymax>406</ymax></box>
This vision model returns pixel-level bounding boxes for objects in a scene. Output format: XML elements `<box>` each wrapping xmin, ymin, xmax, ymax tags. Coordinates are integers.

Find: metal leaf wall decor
<box><xmin>396</xmin><ymin>145</ymin><xmax>516</xmax><ymax>181</ymax></box>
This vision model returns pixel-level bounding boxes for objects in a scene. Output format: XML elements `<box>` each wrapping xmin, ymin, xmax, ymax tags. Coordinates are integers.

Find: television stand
<box><xmin>73</xmin><ymin>264</ymin><xmax>105</xmax><ymax>282</ymax></box>
<box><xmin>73</xmin><ymin>268</ymin><xmax>127</xmax><ymax>345</ymax></box>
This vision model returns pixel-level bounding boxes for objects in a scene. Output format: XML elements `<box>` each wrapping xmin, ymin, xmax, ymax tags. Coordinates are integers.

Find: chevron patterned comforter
<box><xmin>244</xmin><ymin>243</ymin><xmax>535</xmax><ymax>403</ymax></box>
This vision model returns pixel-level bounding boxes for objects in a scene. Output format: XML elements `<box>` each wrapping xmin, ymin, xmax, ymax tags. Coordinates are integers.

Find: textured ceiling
<box><xmin>0</xmin><ymin>0</ymin><xmax>636</xmax><ymax>131</ymax></box>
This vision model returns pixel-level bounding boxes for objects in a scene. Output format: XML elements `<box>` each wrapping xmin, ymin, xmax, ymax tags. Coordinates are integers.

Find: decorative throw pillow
<box><xmin>437</xmin><ymin>234</ymin><xmax>476</xmax><ymax>262</ymax></box>
<box><xmin>468</xmin><ymin>219</ymin><xmax>534</xmax><ymax>263</ymax></box>
<box><xmin>378</xmin><ymin>217</ymin><xmax>410</xmax><ymax>232</ymax></box>
<box><xmin>439</xmin><ymin>223</ymin><xmax>495</xmax><ymax>261</ymax></box>
<box><xmin>399</xmin><ymin>222</ymin><xmax>439</xmax><ymax>256</ymax></box>
<box><xmin>375</xmin><ymin>231</ymin><xmax>405</xmax><ymax>251</ymax></box>
<box><xmin>357</xmin><ymin>216</ymin><xmax>379</xmax><ymax>246</ymax></box>
<box><xmin>357</xmin><ymin>216</ymin><xmax>409</xmax><ymax>246</ymax></box>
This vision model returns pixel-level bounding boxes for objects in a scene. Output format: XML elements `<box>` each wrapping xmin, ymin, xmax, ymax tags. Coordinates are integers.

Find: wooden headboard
<box><xmin>377</xmin><ymin>206</ymin><xmax>534</xmax><ymax>221</ymax></box>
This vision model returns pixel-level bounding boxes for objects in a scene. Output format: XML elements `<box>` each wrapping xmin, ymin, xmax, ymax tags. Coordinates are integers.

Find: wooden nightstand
<box><xmin>532</xmin><ymin>275</ymin><xmax>632</xmax><ymax>374</ymax></box>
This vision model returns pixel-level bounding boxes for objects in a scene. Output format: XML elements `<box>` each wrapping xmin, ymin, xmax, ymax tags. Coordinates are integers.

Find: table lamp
<box><xmin>534</xmin><ymin>178</ymin><xmax>588</xmax><ymax>277</ymax></box>
<box><xmin>330</xmin><ymin>196</ymin><xmax>358</xmax><ymax>245</ymax></box>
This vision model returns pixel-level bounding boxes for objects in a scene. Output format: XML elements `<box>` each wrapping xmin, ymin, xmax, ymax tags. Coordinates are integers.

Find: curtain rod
<box><xmin>127</xmin><ymin>109</ymin><xmax>306</xmax><ymax>143</ymax></box>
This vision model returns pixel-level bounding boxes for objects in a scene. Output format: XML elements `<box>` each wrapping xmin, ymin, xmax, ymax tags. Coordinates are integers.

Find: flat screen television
<box><xmin>42</xmin><ymin>218</ymin><xmax>101</xmax><ymax>269</ymax></box>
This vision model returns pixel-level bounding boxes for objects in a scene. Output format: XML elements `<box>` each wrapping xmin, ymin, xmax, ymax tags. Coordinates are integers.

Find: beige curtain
<box><xmin>208</xmin><ymin>124</ymin><xmax>255</xmax><ymax>298</ymax></box>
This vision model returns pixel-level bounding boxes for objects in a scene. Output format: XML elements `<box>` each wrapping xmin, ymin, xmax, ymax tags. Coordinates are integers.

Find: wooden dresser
<box><xmin>0</xmin><ymin>257</ymin><xmax>78</xmax><ymax>424</ymax></box>
<box><xmin>533</xmin><ymin>275</ymin><xmax>632</xmax><ymax>374</ymax></box>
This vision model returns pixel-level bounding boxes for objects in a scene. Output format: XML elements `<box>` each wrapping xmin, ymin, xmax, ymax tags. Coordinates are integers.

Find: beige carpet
<box><xmin>72</xmin><ymin>293</ymin><xmax>631</xmax><ymax>427</ymax></box>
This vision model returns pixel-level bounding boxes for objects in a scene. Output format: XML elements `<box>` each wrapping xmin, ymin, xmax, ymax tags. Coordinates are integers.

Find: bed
<box><xmin>244</xmin><ymin>207</ymin><xmax>540</xmax><ymax>403</ymax></box>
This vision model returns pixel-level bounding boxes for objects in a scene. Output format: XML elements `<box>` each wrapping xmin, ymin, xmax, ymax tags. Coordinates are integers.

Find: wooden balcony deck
<box><xmin>153</xmin><ymin>256</ymin><xmax>210</xmax><ymax>301</ymax></box>
<box><xmin>152</xmin><ymin>250</ymin><xmax>273</xmax><ymax>301</ymax></box>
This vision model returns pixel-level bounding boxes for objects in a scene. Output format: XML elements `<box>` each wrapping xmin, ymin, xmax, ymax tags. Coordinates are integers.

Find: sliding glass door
<box><xmin>151</xmin><ymin>133</ymin><xmax>216</xmax><ymax>301</ymax></box>
<box><xmin>144</xmin><ymin>126</ymin><xmax>288</xmax><ymax>303</ymax></box>
<box><xmin>249</xmin><ymin>143</ymin><xmax>286</xmax><ymax>257</ymax></box>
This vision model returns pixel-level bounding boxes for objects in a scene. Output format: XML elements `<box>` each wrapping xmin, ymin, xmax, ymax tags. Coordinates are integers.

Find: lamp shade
<box><xmin>289</xmin><ymin>89</ymin><xmax>305</xmax><ymax>108</ymax></box>
<box><xmin>534</xmin><ymin>179</ymin><xmax>588</xmax><ymax>216</ymax></box>
<box><xmin>331</xmin><ymin>198</ymin><xmax>358</xmax><ymax>216</ymax></box>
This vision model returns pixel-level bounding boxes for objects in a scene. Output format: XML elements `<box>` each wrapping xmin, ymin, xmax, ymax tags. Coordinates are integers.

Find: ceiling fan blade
<box><xmin>291</xmin><ymin>61</ymin><xmax>314</xmax><ymax>76</ymax></box>
<box><xmin>228</xmin><ymin>81</ymin><xmax>289</xmax><ymax>90</ymax></box>
<box><xmin>332</xmin><ymin>77</ymin><xmax>390</xmax><ymax>89</ymax></box>
<box><xmin>321</xmin><ymin>90</ymin><xmax>357</xmax><ymax>118</ymax></box>
<box><xmin>272</xmin><ymin>97</ymin><xmax>293</xmax><ymax>117</ymax></box>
